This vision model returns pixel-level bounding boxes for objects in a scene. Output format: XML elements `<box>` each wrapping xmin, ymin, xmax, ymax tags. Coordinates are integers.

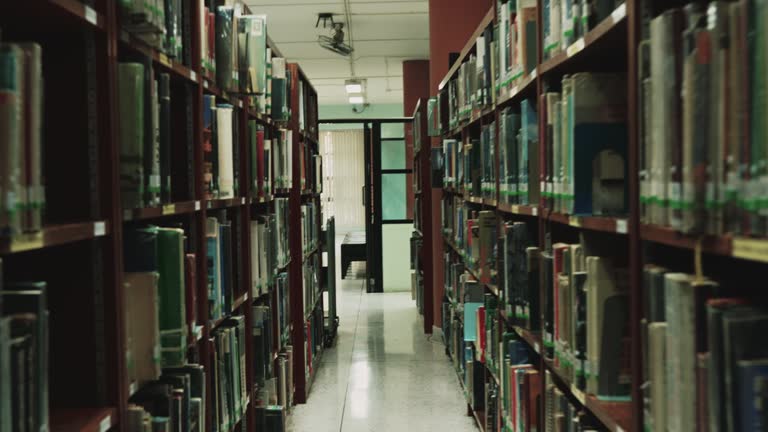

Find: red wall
<box><xmin>427</xmin><ymin>0</ymin><xmax>492</xmax><ymax>329</ymax></box>
<box><xmin>428</xmin><ymin>0</ymin><xmax>493</xmax><ymax>97</ymax></box>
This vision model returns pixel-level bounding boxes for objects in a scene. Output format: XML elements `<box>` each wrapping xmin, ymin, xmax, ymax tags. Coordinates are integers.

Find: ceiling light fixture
<box><xmin>345</xmin><ymin>79</ymin><xmax>364</xmax><ymax>94</ymax></box>
<box><xmin>349</xmin><ymin>95</ymin><xmax>365</xmax><ymax>104</ymax></box>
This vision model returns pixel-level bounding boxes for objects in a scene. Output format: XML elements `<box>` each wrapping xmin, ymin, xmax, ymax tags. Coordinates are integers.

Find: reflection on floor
<box><xmin>286</xmin><ymin>268</ymin><xmax>478</xmax><ymax>431</ymax></box>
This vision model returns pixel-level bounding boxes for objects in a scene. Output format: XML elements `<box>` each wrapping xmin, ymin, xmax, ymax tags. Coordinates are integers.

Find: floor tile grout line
<box><xmin>337</xmin><ymin>278</ymin><xmax>365</xmax><ymax>432</ymax></box>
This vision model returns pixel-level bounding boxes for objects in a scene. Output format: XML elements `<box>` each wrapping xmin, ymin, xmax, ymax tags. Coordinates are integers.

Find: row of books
<box><xmin>541</xmin><ymin>241</ymin><xmax>630</xmax><ymax>400</ymax></box>
<box><xmin>301</xmin><ymin>202</ymin><xmax>319</xmax><ymax>255</ymax></box>
<box><xmin>202</xmin><ymin>94</ymin><xmax>242</xmax><ymax>200</ymax></box>
<box><xmin>273</xmin><ymin>130</ymin><xmax>293</xmax><ymax>191</ymax></box>
<box><xmin>124</xmin><ymin>225</ymin><xmax>194</xmax><ymax>369</ymax></box>
<box><xmin>443</xmin><ymin>251</ymin><xmax>607</xmax><ymax>432</ymax></box>
<box><xmin>302</xmin><ymin>254</ymin><xmax>320</xmax><ymax>320</ymax></box>
<box><xmin>541</xmin><ymin>0</ymin><xmax>624</xmax><ymax>61</ymax></box>
<box><xmin>206</xmin><ymin>213</ymin><xmax>245</xmax><ymax>323</ymax></box>
<box><xmin>496</xmin><ymin>0</ymin><xmax>537</xmax><ymax>91</ymax></box>
<box><xmin>299</xmin><ymin>143</ymin><xmax>322</xmax><ymax>194</ymax></box>
<box><xmin>121</xmin><ymin>0</ymin><xmax>189</xmax><ymax>63</ymax></box>
<box><xmin>209</xmin><ymin>316</ymin><xmax>248</xmax><ymax>432</ymax></box>
<box><xmin>500</xmin><ymin>101</ymin><xmax>539</xmax><ymax>206</ymax></box>
<box><xmin>250</xmin><ymin>216</ymin><xmax>279</xmax><ymax>298</ymax></box>
<box><xmin>199</xmin><ymin>5</ymin><xmax>267</xmax><ymax>95</ymax></box>
<box><xmin>501</xmin><ymin>221</ymin><xmax>539</xmax><ymax>331</ymax></box>
<box><xmin>0</xmin><ymin>262</ymin><xmax>49</xmax><ymax>432</ymax></box>
<box><xmin>249</xmin><ymin>122</ymin><xmax>272</xmax><ymax>198</ymax></box>
<box><xmin>542</xmin><ymin>73</ymin><xmax>628</xmax><ymax>216</ymax></box>
<box><xmin>303</xmin><ymin>306</ymin><xmax>324</xmax><ymax>382</ymax></box>
<box><xmin>119</xmin><ymin>62</ymin><xmax>179</xmax><ymax>208</ymax></box>
<box><xmin>641</xmin><ymin>265</ymin><xmax>768</xmax><ymax>432</ymax></box>
<box><xmin>640</xmin><ymin>3</ymin><xmax>768</xmax><ymax>236</ymax></box>
<box><xmin>126</xmin><ymin>365</ymin><xmax>206</xmax><ymax>432</ymax></box>
<box><xmin>1</xmin><ymin>43</ymin><xmax>44</xmax><ymax>237</ymax></box>
<box><xmin>441</xmin><ymin>199</ymin><xmax>497</xmax><ymax>284</ymax></box>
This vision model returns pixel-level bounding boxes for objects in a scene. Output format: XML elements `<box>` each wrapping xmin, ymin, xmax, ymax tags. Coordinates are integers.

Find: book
<box><xmin>216</xmin><ymin>105</ymin><xmax>235</xmax><ymax>199</ymax></box>
<box><xmin>158</xmin><ymin>73</ymin><xmax>172</xmax><ymax>203</ymax></box>
<box><xmin>124</xmin><ymin>272</ymin><xmax>162</xmax><ymax>393</ymax></box>
<box><xmin>737</xmin><ymin>359</ymin><xmax>768</xmax><ymax>432</ymax></box>
<box><xmin>2</xmin><ymin>281</ymin><xmax>49</xmax><ymax>432</ymax></box>
<box><xmin>237</xmin><ymin>15</ymin><xmax>267</xmax><ymax>95</ymax></box>
<box><xmin>157</xmin><ymin>227</ymin><xmax>187</xmax><ymax>367</ymax></box>
<box><xmin>119</xmin><ymin>62</ymin><xmax>146</xmax><ymax>209</ymax></box>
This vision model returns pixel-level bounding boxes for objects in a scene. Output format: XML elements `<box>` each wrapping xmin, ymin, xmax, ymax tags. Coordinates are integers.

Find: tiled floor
<box><xmin>286</xmin><ymin>243</ymin><xmax>478</xmax><ymax>432</ymax></box>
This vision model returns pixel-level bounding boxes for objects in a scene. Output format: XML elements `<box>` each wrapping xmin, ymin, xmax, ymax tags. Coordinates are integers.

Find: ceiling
<box><xmin>245</xmin><ymin>0</ymin><xmax>430</xmax><ymax>105</ymax></box>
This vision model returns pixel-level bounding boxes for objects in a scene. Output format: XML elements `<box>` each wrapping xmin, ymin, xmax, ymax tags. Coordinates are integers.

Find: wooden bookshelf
<box><xmin>0</xmin><ymin>221</ymin><xmax>110</xmax><ymax>255</ymax></box>
<box><xmin>0</xmin><ymin>2</ymin><xmax>320</xmax><ymax>431</ymax></box>
<box><xmin>430</xmin><ymin>2</ymin><xmax>644</xmax><ymax>431</ymax></box>
<box><xmin>122</xmin><ymin>201</ymin><xmax>201</xmax><ymax>222</ymax></box>
<box><xmin>50</xmin><ymin>407</ymin><xmax>117</xmax><ymax>432</ymax></box>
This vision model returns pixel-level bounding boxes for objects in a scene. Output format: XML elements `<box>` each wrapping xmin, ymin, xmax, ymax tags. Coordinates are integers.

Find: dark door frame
<box><xmin>320</xmin><ymin>118</ymin><xmax>413</xmax><ymax>293</ymax></box>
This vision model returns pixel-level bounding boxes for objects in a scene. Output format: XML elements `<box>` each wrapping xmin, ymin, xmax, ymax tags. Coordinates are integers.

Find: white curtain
<box><xmin>321</xmin><ymin>130</ymin><xmax>365</xmax><ymax>231</ymax></box>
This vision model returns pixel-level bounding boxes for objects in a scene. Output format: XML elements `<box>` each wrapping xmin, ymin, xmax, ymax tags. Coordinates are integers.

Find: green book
<box><xmin>0</xmin><ymin>44</ymin><xmax>23</xmax><ymax>236</ymax></box>
<box><xmin>118</xmin><ymin>63</ymin><xmax>145</xmax><ymax>209</ymax></box>
<box><xmin>157</xmin><ymin>227</ymin><xmax>186</xmax><ymax>367</ymax></box>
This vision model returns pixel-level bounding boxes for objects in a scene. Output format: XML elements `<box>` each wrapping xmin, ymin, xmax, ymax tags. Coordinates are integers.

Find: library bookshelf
<box><xmin>425</xmin><ymin>1</ymin><xmax>768</xmax><ymax>431</ymax></box>
<box><xmin>0</xmin><ymin>1</ymin><xmax>322</xmax><ymax>432</ymax></box>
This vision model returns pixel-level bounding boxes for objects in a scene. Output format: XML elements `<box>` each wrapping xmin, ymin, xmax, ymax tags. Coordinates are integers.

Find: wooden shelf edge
<box><xmin>496</xmin><ymin>69</ymin><xmax>538</xmax><ymax>106</ymax></box>
<box><xmin>119</xmin><ymin>31</ymin><xmax>198</xmax><ymax>84</ymax></box>
<box><xmin>497</xmin><ymin>202</ymin><xmax>539</xmax><ymax>217</ymax></box>
<box><xmin>123</xmin><ymin>200</ymin><xmax>200</xmax><ymax>222</ymax></box>
<box><xmin>538</xmin><ymin>3</ymin><xmax>627</xmax><ymax>76</ymax></box>
<box><xmin>50</xmin><ymin>407</ymin><xmax>116</xmax><ymax>432</ymax></box>
<box><xmin>541</xmin><ymin>357</ymin><xmax>632</xmax><ymax>432</ymax></box>
<box><xmin>0</xmin><ymin>221</ymin><xmax>110</xmax><ymax>255</ymax></box>
<box><xmin>546</xmin><ymin>212</ymin><xmax>629</xmax><ymax>235</ymax></box>
<box><xmin>206</xmin><ymin>197</ymin><xmax>246</xmax><ymax>210</ymax></box>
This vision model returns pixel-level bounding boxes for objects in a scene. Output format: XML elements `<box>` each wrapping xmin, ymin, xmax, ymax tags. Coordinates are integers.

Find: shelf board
<box><xmin>304</xmin><ymin>295</ymin><xmax>323</xmax><ymax>320</ymax></box>
<box><xmin>464</xmin><ymin>194</ymin><xmax>484</xmax><ymax>205</ymax></box>
<box><xmin>438</xmin><ymin>7</ymin><xmax>495</xmax><ymax>91</ymax></box>
<box><xmin>231</xmin><ymin>292</ymin><xmax>249</xmax><ymax>312</ymax></box>
<box><xmin>538</xmin><ymin>3</ymin><xmax>627</xmax><ymax>76</ymax></box>
<box><xmin>483</xmin><ymin>198</ymin><xmax>497</xmax><ymax>208</ymax></box>
<box><xmin>542</xmin><ymin>357</ymin><xmax>632</xmax><ymax>432</ymax></box>
<box><xmin>119</xmin><ymin>31</ymin><xmax>198</xmax><ymax>84</ymax></box>
<box><xmin>303</xmin><ymin>245</ymin><xmax>319</xmax><ymax>262</ymax></box>
<box><xmin>123</xmin><ymin>200</ymin><xmax>200</xmax><ymax>221</ymax></box>
<box><xmin>497</xmin><ymin>202</ymin><xmax>539</xmax><ymax>217</ymax></box>
<box><xmin>640</xmin><ymin>223</ymin><xmax>731</xmax><ymax>256</ymax></box>
<box><xmin>443</xmin><ymin>237</ymin><xmax>498</xmax><ymax>298</ymax></box>
<box><xmin>496</xmin><ymin>69</ymin><xmax>538</xmax><ymax>107</ymax></box>
<box><xmin>206</xmin><ymin>197</ymin><xmax>246</xmax><ymax>210</ymax></box>
<box><xmin>50</xmin><ymin>407</ymin><xmax>116</xmax><ymax>432</ymax></box>
<box><xmin>0</xmin><ymin>221</ymin><xmax>109</xmax><ymax>255</ymax></box>
<box><xmin>248</xmin><ymin>109</ymin><xmax>274</xmax><ymax>126</ymax></box>
<box><xmin>546</xmin><ymin>212</ymin><xmax>629</xmax><ymax>235</ymax></box>
<box><xmin>1</xmin><ymin>0</ymin><xmax>105</xmax><ymax>31</ymax></box>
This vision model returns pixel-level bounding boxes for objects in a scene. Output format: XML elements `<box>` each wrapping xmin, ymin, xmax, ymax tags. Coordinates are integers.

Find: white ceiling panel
<box><xmin>246</xmin><ymin>0</ymin><xmax>428</xmax><ymax>106</ymax></box>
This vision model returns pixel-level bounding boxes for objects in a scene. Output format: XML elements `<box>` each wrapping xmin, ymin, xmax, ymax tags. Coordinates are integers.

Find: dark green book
<box><xmin>157</xmin><ymin>227</ymin><xmax>186</xmax><ymax>367</ymax></box>
<box><xmin>118</xmin><ymin>62</ymin><xmax>145</xmax><ymax>209</ymax></box>
<box><xmin>2</xmin><ymin>281</ymin><xmax>48</xmax><ymax>432</ymax></box>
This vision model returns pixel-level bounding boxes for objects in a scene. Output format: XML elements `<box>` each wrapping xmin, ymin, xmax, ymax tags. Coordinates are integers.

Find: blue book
<box><xmin>463</xmin><ymin>302</ymin><xmax>483</xmax><ymax>341</ymax></box>
<box><xmin>738</xmin><ymin>359</ymin><xmax>768</xmax><ymax>432</ymax></box>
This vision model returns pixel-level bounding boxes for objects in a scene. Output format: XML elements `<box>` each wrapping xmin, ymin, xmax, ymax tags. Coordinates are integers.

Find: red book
<box><xmin>477</xmin><ymin>306</ymin><xmax>486</xmax><ymax>363</ymax></box>
<box><xmin>523</xmin><ymin>369</ymin><xmax>541</xmax><ymax>432</ymax></box>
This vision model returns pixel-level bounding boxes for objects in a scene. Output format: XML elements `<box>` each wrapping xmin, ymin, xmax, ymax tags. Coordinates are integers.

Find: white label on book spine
<box><xmin>99</xmin><ymin>416</ymin><xmax>111</xmax><ymax>432</ymax></box>
<box><xmin>532</xmin><ymin>206</ymin><xmax>538</xmax><ymax>216</ymax></box>
<box><xmin>253</xmin><ymin>19</ymin><xmax>264</xmax><ymax>36</ymax></box>
<box><xmin>241</xmin><ymin>197</ymin><xmax>246</xmax><ymax>205</ymax></box>
<box><xmin>204</xmin><ymin>80</ymin><xmax>209</xmax><ymax>89</ymax></box>
<box><xmin>195</xmin><ymin>201</ymin><xmax>201</xmax><ymax>211</ymax></box>
<box><xmin>94</xmin><ymin>222</ymin><xmax>106</xmax><ymax>237</ymax></box>
<box><xmin>611</xmin><ymin>3</ymin><xmax>627</xmax><ymax>23</ymax></box>
<box><xmin>534</xmin><ymin>342</ymin><xmax>540</xmax><ymax>353</ymax></box>
<box><xmin>616</xmin><ymin>427</ymin><xmax>626</xmax><ymax>432</ymax></box>
<box><xmin>238</xmin><ymin>100</ymin><xmax>244</xmax><ymax>108</ymax></box>
<box><xmin>190</xmin><ymin>71</ymin><xmax>197</xmax><ymax>82</ymax></box>
<box><xmin>616</xmin><ymin>219</ymin><xmax>627</xmax><ymax>234</ymax></box>
<box><xmin>84</xmin><ymin>6</ymin><xmax>97</xmax><ymax>25</ymax></box>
